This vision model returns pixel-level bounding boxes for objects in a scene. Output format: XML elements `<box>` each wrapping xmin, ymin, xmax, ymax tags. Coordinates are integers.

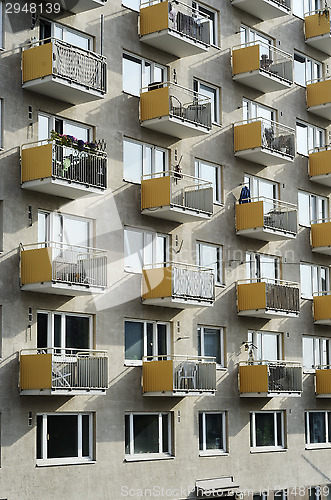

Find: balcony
<box><xmin>235</xmin><ymin>197</ymin><xmax>297</xmax><ymax>241</ymax></box>
<box><xmin>142</xmin><ymin>262</ymin><xmax>215</xmax><ymax>308</ymax></box>
<box><xmin>50</xmin><ymin>0</ymin><xmax>106</xmax><ymax>14</ymax></box>
<box><xmin>20</xmin><ymin>349</ymin><xmax>108</xmax><ymax>396</ymax></box>
<box><xmin>21</xmin><ymin>139</ymin><xmax>107</xmax><ymax>199</ymax></box>
<box><xmin>140</xmin><ymin>82</ymin><xmax>211</xmax><ymax>139</ymax></box>
<box><xmin>239</xmin><ymin>361</ymin><xmax>302</xmax><ymax>397</ymax></box>
<box><xmin>231</xmin><ymin>0</ymin><xmax>290</xmax><ymax>20</ymax></box>
<box><xmin>311</xmin><ymin>219</ymin><xmax>331</xmax><ymax>254</ymax></box>
<box><xmin>232</xmin><ymin>42</ymin><xmax>293</xmax><ymax>93</ymax></box>
<box><xmin>309</xmin><ymin>146</ymin><xmax>331</xmax><ymax>186</ymax></box>
<box><xmin>304</xmin><ymin>9</ymin><xmax>331</xmax><ymax>55</ymax></box>
<box><xmin>313</xmin><ymin>292</ymin><xmax>331</xmax><ymax>324</ymax></box>
<box><xmin>307</xmin><ymin>77</ymin><xmax>331</xmax><ymax>120</ymax></box>
<box><xmin>141</xmin><ymin>171</ymin><xmax>213</xmax><ymax>222</ymax></box>
<box><xmin>234</xmin><ymin>118</ymin><xmax>295</xmax><ymax>166</ymax></box>
<box><xmin>142</xmin><ymin>355</ymin><xmax>216</xmax><ymax>396</ymax></box>
<box><xmin>316</xmin><ymin>367</ymin><xmax>331</xmax><ymax>397</ymax></box>
<box><xmin>20</xmin><ymin>242</ymin><xmax>107</xmax><ymax>296</ymax></box>
<box><xmin>140</xmin><ymin>0</ymin><xmax>210</xmax><ymax>58</ymax></box>
<box><xmin>237</xmin><ymin>279</ymin><xmax>300</xmax><ymax>318</ymax></box>
<box><xmin>22</xmin><ymin>39</ymin><xmax>107</xmax><ymax>105</ymax></box>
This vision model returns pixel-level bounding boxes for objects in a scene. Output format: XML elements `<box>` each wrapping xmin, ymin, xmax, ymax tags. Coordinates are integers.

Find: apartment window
<box><xmin>303</xmin><ymin>337</ymin><xmax>331</xmax><ymax>370</ymax></box>
<box><xmin>294</xmin><ymin>52</ymin><xmax>322</xmax><ymax>86</ymax></box>
<box><xmin>38</xmin><ymin>211</ymin><xmax>92</xmax><ymax>249</ymax></box>
<box><xmin>243</xmin><ymin>99</ymin><xmax>275</xmax><ymax>122</ymax></box>
<box><xmin>123</xmin><ymin>138</ymin><xmax>168</xmax><ymax>184</ymax></box>
<box><xmin>37</xmin><ymin>413</ymin><xmax>94</xmax><ymax>465</ymax></box>
<box><xmin>192</xmin><ymin>2</ymin><xmax>218</xmax><ymax>46</ymax></box>
<box><xmin>296</xmin><ymin>121</ymin><xmax>325</xmax><ymax>156</ymax></box>
<box><xmin>198</xmin><ymin>326</ymin><xmax>224</xmax><ymax>366</ymax></box>
<box><xmin>193</xmin><ymin>79</ymin><xmax>220</xmax><ymax>124</ymax></box>
<box><xmin>250</xmin><ymin>411</ymin><xmax>285</xmax><ymax>450</ymax></box>
<box><xmin>305</xmin><ymin>411</ymin><xmax>331</xmax><ymax>447</ymax></box>
<box><xmin>125</xmin><ymin>413</ymin><xmax>172</xmax><ymax>458</ymax></box>
<box><xmin>199</xmin><ymin>412</ymin><xmax>226</xmax><ymax>454</ymax></box>
<box><xmin>40</xmin><ymin>19</ymin><xmax>93</xmax><ymax>50</ymax></box>
<box><xmin>300</xmin><ymin>263</ymin><xmax>329</xmax><ymax>299</ymax></box>
<box><xmin>124</xmin><ymin>227</ymin><xmax>169</xmax><ymax>273</ymax></box>
<box><xmin>248</xmin><ymin>331</ymin><xmax>282</xmax><ymax>361</ymax></box>
<box><xmin>196</xmin><ymin>242</ymin><xmax>223</xmax><ymax>285</ymax></box>
<box><xmin>38</xmin><ymin>112</ymin><xmax>91</xmax><ymax>143</ymax></box>
<box><xmin>123</xmin><ymin>52</ymin><xmax>166</xmax><ymax>97</ymax></box>
<box><xmin>37</xmin><ymin>311</ymin><xmax>93</xmax><ymax>352</ymax></box>
<box><xmin>293</xmin><ymin>0</ymin><xmax>321</xmax><ymax>19</ymax></box>
<box><xmin>244</xmin><ymin>174</ymin><xmax>278</xmax><ymax>200</ymax></box>
<box><xmin>246</xmin><ymin>252</ymin><xmax>280</xmax><ymax>281</ymax></box>
<box><xmin>195</xmin><ymin>160</ymin><xmax>222</xmax><ymax>203</ymax></box>
<box><xmin>298</xmin><ymin>191</ymin><xmax>328</xmax><ymax>226</ymax></box>
<box><xmin>240</xmin><ymin>25</ymin><xmax>272</xmax><ymax>54</ymax></box>
<box><xmin>124</xmin><ymin>320</ymin><xmax>171</xmax><ymax>364</ymax></box>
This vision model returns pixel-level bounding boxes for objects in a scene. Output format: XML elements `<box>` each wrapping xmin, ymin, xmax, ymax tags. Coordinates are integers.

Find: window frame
<box><xmin>244</xmin><ymin>174</ymin><xmax>279</xmax><ymax>200</ymax></box>
<box><xmin>124</xmin><ymin>226</ymin><xmax>170</xmax><ymax>274</ymax></box>
<box><xmin>246</xmin><ymin>252</ymin><xmax>280</xmax><ymax>282</ymax></box>
<box><xmin>305</xmin><ymin>411</ymin><xmax>331</xmax><ymax>449</ymax></box>
<box><xmin>37</xmin><ymin>210</ymin><xmax>93</xmax><ymax>248</ymax></box>
<box><xmin>195</xmin><ymin>159</ymin><xmax>222</xmax><ymax>204</ymax></box>
<box><xmin>298</xmin><ymin>190</ymin><xmax>328</xmax><ymax>227</ymax></box>
<box><xmin>296</xmin><ymin>120</ymin><xmax>325</xmax><ymax>157</ymax></box>
<box><xmin>248</xmin><ymin>330</ymin><xmax>283</xmax><ymax>362</ymax></box>
<box><xmin>39</xmin><ymin>18</ymin><xmax>93</xmax><ymax>50</ymax></box>
<box><xmin>240</xmin><ymin>24</ymin><xmax>273</xmax><ymax>46</ymax></box>
<box><xmin>196</xmin><ymin>241</ymin><xmax>223</xmax><ymax>286</ymax></box>
<box><xmin>0</xmin><ymin>2</ymin><xmax>3</xmax><ymax>50</ymax></box>
<box><xmin>250</xmin><ymin>411</ymin><xmax>285</xmax><ymax>452</ymax></box>
<box><xmin>0</xmin><ymin>99</ymin><xmax>2</xmax><ymax>149</ymax></box>
<box><xmin>38</xmin><ymin>112</ymin><xmax>92</xmax><ymax>143</ymax></box>
<box><xmin>124</xmin><ymin>319</ymin><xmax>171</xmax><ymax>366</ymax></box>
<box><xmin>303</xmin><ymin>336</ymin><xmax>331</xmax><ymax>371</ymax></box>
<box><xmin>123</xmin><ymin>137</ymin><xmax>168</xmax><ymax>184</ymax></box>
<box><xmin>193</xmin><ymin>79</ymin><xmax>220</xmax><ymax>125</ymax></box>
<box><xmin>192</xmin><ymin>1</ymin><xmax>219</xmax><ymax>47</ymax></box>
<box><xmin>199</xmin><ymin>411</ymin><xmax>227</xmax><ymax>456</ymax></box>
<box><xmin>243</xmin><ymin>98</ymin><xmax>275</xmax><ymax>122</ymax></box>
<box><xmin>300</xmin><ymin>263</ymin><xmax>329</xmax><ymax>299</ymax></box>
<box><xmin>122</xmin><ymin>51</ymin><xmax>167</xmax><ymax>97</ymax></box>
<box><xmin>198</xmin><ymin>325</ymin><xmax>225</xmax><ymax>368</ymax></box>
<box><xmin>294</xmin><ymin>51</ymin><xmax>322</xmax><ymax>87</ymax></box>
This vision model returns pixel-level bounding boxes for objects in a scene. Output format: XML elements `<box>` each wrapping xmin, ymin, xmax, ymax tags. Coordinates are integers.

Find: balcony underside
<box><xmin>316</xmin><ymin>393</ymin><xmax>331</xmax><ymax>397</ymax></box>
<box><xmin>238</xmin><ymin>308</ymin><xmax>299</xmax><ymax>319</ymax></box>
<box><xmin>141</xmin><ymin>116</ymin><xmax>210</xmax><ymax>139</ymax></box>
<box><xmin>21</xmin><ymin>282</ymin><xmax>105</xmax><ymax>296</ymax></box>
<box><xmin>236</xmin><ymin>227</ymin><xmax>296</xmax><ymax>241</ymax></box>
<box><xmin>141</xmin><ymin>205</ymin><xmax>212</xmax><ymax>223</ymax></box>
<box><xmin>143</xmin><ymin>390</ymin><xmax>215</xmax><ymax>397</ymax></box>
<box><xmin>232</xmin><ymin>0</ymin><xmax>289</xmax><ymax>20</ymax></box>
<box><xmin>55</xmin><ymin>0</ymin><xmax>105</xmax><ymax>13</ymax></box>
<box><xmin>20</xmin><ymin>388</ymin><xmax>107</xmax><ymax>396</ymax></box>
<box><xmin>309</xmin><ymin>173</ymin><xmax>331</xmax><ymax>186</ymax></box>
<box><xmin>233</xmin><ymin>70</ymin><xmax>291</xmax><ymax>93</ymax></box>
<box><xmin>142</xmin><ymin>296</ymin><xmax>214</xmax><ymax>308</ymax></box>
<box><xmin>240</xmin><ymin>391</ymin><xmax>301</xmax><ymax>397</ymax></box>
<box><xmin>314</xmin><ymin>318</ymin><xmax>331</xmax><ymax>325</ymax></box>
<box><xmin>312</xmin><ymin>246</ymin><xmax>331</xmax><ymax>255</ymax></box>
<box><xmin>305</xmin><ymin>35</ymin><xmax>331</xmax><ymax>55</ymax></box>
<box><xmin>235</xmin><ymin>147</ymin><xmax>293</xmax><ymax>166</ymax></box>
<box><xmin>21</xmin><ymin>178</ymin><xmax>105</xmax><ymax>199</ymax></box>
<box><xmin>140</xmin><ymin>30</ymin><xmax>209</xmax><ymax>58</ymax></box>
<box><xmin>22</xmin><ymin>76</ymin><xmax>105</xmax><ymax>105</ymax></box>
<box><xmin>308</xmin><ymin>103</ymin><xmax>331</xmax><ymax>120</ymax></box>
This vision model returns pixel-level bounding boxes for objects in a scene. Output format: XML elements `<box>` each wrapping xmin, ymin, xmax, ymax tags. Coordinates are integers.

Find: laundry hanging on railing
<box><xmin>239</xmin><ymin>185</ymin><xmax>251</xmax><ymax>204</ymax></box>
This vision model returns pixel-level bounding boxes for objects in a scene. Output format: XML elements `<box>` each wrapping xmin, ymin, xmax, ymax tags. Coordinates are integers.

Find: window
<box><xmin>296</xmin><ymin>121</ymin><xmax>325</xmax><ymax>156</ymax></box>
<box><xmin>198</xmin><ymin>326</ymin><xmax>224</xmax><ymax>366</ymax></box>
<box><xmin>240</xmin><ymin>25</ymin><xmax>272</xmax><ymax>54</ymax></box>
<box><xmin>38</xmin><ymin>211</ymin><xmax>92</xmax><ymax>249</ymax></box>
<box><xmin>199</xmin><ymin>412</ymin><xmax>226</xmax><ymax>454</ymax></box>
<box><xmin>250</xmin><ymin>411</ymin><xmax>285</xmax><ymax>450</ymax></box>
<box><xmin>193</xmin><ymin>79</ymin><xmax>220</xmax><ymax>124</ymax></box>
<box><xmin>303</xmin><ymin>336</ymin><xmax>331</xmax><ymax>370</ymax></box>
<box><xmin>244</xmin><ymin>174</ymin><xmax>279</xmax><ymax>214</ymax></box>
<box><xmin>305</xmin><ymin>411</ymin><xmax>331</xmax><ymax>448</ymax></box>
<box><xmin>293</xmin><ymin>0</ymin><xmax>321</xmax><ymax>18</ymax></box>
<box><xmin>40</xmin><ymin>19</ymin><xmax>93</xmax><ymax>50</ymax></box>
<box><xmin>196</xmin><ymin>242</ymin><xmax>223</xmax><ymax>285</ymax></box>
<box><xmin>122</xmin><ymin>52</ymin><xmax>166</xmax><ymax>97</ymax></box>
<box><xmin>0</xmin><ymin>99</ymin><xmax>2</xmax><ymax>149</ymax></box>
<box><xmin>125</xmin><ymin>413</ymin><xmax>172</xmax><ymax>458</ymax></box>
<box><xmin>248</xmin><ymin>331</ymin><xmax>282</xmax><ymax>361</ymax></box>
<box><xmin>123</xmin><ymin>138</ymin><xmax>168</xmax><ymax>183</ymax></box>
<box><xmin>0</xmin><ymin>2</ymin><xmax>3</xmax><ymax>50</ymax></box>
<box><xmin>298</xmin><ymin>191</ymin><xmax>328</xmax><ymax>226</ymax></box>
<box><xmin>246</xmin><ymin>252</ymin><xmax>280</xmax><ymax>281</ymax></box>
<box><xmin>243</xmin><ymin>99</ymin><xmax>275</xmax><ymax>122</ymax></box>
<box><xmin>124</xmin><ymin>320</ymin><xmax>171</xmax><ymax>365</ymax></box>
<box><xmin>37</xmin><ymin>413</ymin><xmax>94</xmax><ymax>465</ymax></box>
<box><xmin>195</xmin><ymin>160</ymin><xmax>222</xmax><ymax>203</ymax></box>
<box><xmin>300</xmin><ymin>264</ymin><xmax>329</xmax><ymax>299</ymax></box>
<box><xmin>294</xmin><ymin>52</ymin><xmax>322</xmax><ymax>86</ymax></box>
<box><xmin>124</xmin><ymin>227</ymin><xmax>170</xmax><ymax>273</ymax></box>
<box><xmin>192</xmin><ymin>2</ymin><xmax>218</xmax><ymax>46</ymax></box>
<box><xmin>37</xmin><ymin>311</ymin><xmax>93</xmax><ymax>352</ymax></box>
<box><xmin>38</xmin><ymin>112</ymin><xmax>91</xmax><ymax>143</ymax></box>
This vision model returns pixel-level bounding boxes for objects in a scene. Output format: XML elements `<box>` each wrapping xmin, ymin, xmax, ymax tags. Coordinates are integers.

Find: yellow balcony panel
<box><xmin>141</xmin><ymin>171</ymin><xmax>213</xmax><ymax>222</ymax></box>
<box><xmin>22</xmin><ymin>39</ymin><xmax>107</xmax><ymax>105</ymax></box>
<box><xmin>305</xmin><ymin>10</ymin><xmax>331</xmax><ymax>55</ymax></box>
<box><xmin>239</xmin><ymin>361</ymin><xmax>302</xmax><ymax>397</ymax></box>
<box><xmin>20</xmin><ymin>242</ymin><xmax>107</xmax><ymax>296</ymax></box>
<box><xmin>237</xmin><ymin>279</ymin><xmax>300</xmax><ymax>318</ymax></box>
<box><xmin>232</xmin><ymin>0</ymin><xmax>290</xmax><ymax>20</ymax></box>
<box><xmin>311</xmin><ymin>220</ymin><xmax>331</xmax><ymax>255</ymax></box>
<box><xmin>236</xmin><ymin>198</ymin><xmax>297</xmax><ymax>241</ymax></box>
<box><xmin>234</xmin><ymin>119</ymin><xmax>295</xmax><ymax>166</ymax></box>
<box><xmin>50</xmin><ymin>0</ymin><xmax>106</xmax><ymax>13</ymax></box>
<box><xmin>309</xmin><ymin>147</ymin><xmax>331</xmax><ymax>186</ymax></box>
<box><xmin>142</xmin><ymin>262</ymin><xmax>215</xmax><ymax>308</ymax></box>
<box><xmin>307</xmin><ymin>78</ymin><xmax>331</xmax><ymax>120</ymax></box>
<box><xmin>232</xmin><ymin>42</ymin><xmax>293</xmax><ymax>93</ymax></box>
<box><xmin>21</xmin><ymin>140</ymin><xmax>107</xmax><ymax>199</ymax></box>
<box><xmin>140</xmin><ymin>82</ymin><xmax>211</xmax><ymax>139</ymax></box>
<box><xmin>313</xmin><ymin>293</ymin><xmax>331</xmax><ymax>324</ymax></box>
<box><xmin>316</xmin><ymin>368</ymin><xmax>331</xmax><ymax>397</ymax></box>
<box><xmin>140</xmin><ymin>0</ymin><xmax>210</xmax><ymax>58</ymax></box>
<box><xmin>20</xmin><ymin>349</ymin><xmax>108</xmax><ymax>395</ymax></box>
<box><xmin>143</xmin><ymin>355</ymin><xmax>216</xmax><ymax>396</ymax></box>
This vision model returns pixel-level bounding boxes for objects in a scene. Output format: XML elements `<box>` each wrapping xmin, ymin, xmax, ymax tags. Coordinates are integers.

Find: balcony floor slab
<box><xmin>142</xmin><ymin>297</ymin><xmax>214</xmax><ymax>308</ymax></box>
<box><xmin>312</xmin><ymin>246</ymin><xmax>331</xmax><ymax>255</ymax></box>
<box><xmin>141</xmin><ymin>116</ymin><xmax>210</xmax><ymax>139</ymax></box>
<box><xmin>240</xmin><ymin>392</ymin><xmax>302</xmax><ymax>397</ymax></box>
<box><xmin>233</xmin><ymin>70</ymin><xmax>292</xmax><ymax>93</ymax></box>
<box><xmin>141</xmin><ymin>205</ymin><xmax>212</xmax><ymax>223</ymax></box>
<box><xmin>232</xmin><ymin>0</ymin><xmax>290</xmax><ymax>19</ymax></box>
<box><xmin>238</xmin><ymin>308</ymin><xmax>299</xmax><ymax>318</ymax></box>
<box><xmin>20</xmin><ymin>388</ymin><xmax>107</xmax><ymax>396</ymax></box>
<box><xmin>314</xmin><ymin>319</ymin><xmax>331</xmax><ymax>325</ymax></box>
<box><xmin>235</xmin><ymin>147</ymin><xmax>294</xmax><ymax>166</ymax></box>
<box><xmin>306</xmin><ymin>35</ymin><xmax>331</xmax><ymax>56</ymax></box>
<box><xmin>236</xmin><ymin>227</ymin><xmax>296</xmax><ymax>241</ymax></box>
<box><xmin>308</xmin><ymin>103</ymin><xmax>331</xmax><ymax>120</ymax></box>
<box><xmin>143</xmin><ymin>390</ymin><xmax>216</xmax><ymax>397</ymax></box>
<box><xmin>21</xmin><ymin>178</ymin><xmax>105</xmax><ymax>199</ymax></box>
<box><xmin>21</xmin><ymin>282</ymin><xmax>105</xmax><ymax>296</ymax></box>
<box><xmin>140</xmin><ymin>30</ymin><xmax>209</xmax><ymax>58</ymax></box>
<box><xmin>309</xmin><ymin>173</ymin><xmax>331</xmax><ymax>186</ymax></box>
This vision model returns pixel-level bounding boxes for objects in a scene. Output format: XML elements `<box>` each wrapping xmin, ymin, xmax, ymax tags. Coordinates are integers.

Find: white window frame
<box><xmin>250</xmin><ymin>411</ymin><xmax>285</xmax><ymax>451</ymax></box>
<box><xmin>246</xmin><ymin>252</ymin><xmax>280</xmax><ymax>281</ymax></box>
<box><xmin>38</xmin><ymin>210</ymin><xmax>93</xmax><ymax>247</ymax></box>
<box><xmin>243</xmin><ymin>98</ymin><xmax>275</xmax><ymax>122</ymax></box>
<box><xmin>122</xmin><ymin>52</ymin><xmax>167</xmax><ymax>97</ymax></box>
<box><xmin>125</xmin><ymin>412</ymin><xmax>172</xmax><ymax>459</ymax></box>
<box><xmin>293</xmin><ymin>0</ymin><xmax>321</xmax><ymax>19</ymax></box>
<box><xmin>300</xmin><ymin>263</ymin><xmax>329</xmax><ymax>299</ymax></box>
<box><xmin>0</xmin><ymin>99</ymin><xmax>2</xmax><ymax>149</ymax></box>
<box><xmin>124</xmin><ymin>227</ymin><xmax>170</xmax><ymax>274</ymax></box>
<box><xmin>36</xmin><ymin>413</ymin><xmax>94</xmax><ymax>466</ymax></box>
<box><xmin>196</xmin><ymin>242</ymin><xmax>223</xmax><ymax>286</ymax></box>
<box><xmin>296</xmin><ymin>121</ymin><xmax>325</xmax><ymax>156</ymax></box>
<box><xmin>303</xmin><ymin>336</ymin><xmax>331</xmax><ymax>371</ymax></box>
<box><xmin>192</xmin><ymin>1</ymin><xmax>219</xmax><ymax>46</ymax></box>
<box><xmin>124</xmin><ymin>319</ymin><xmax>171</xmax><ymax>366</ymax></box>
<box><xmin>195</xmin><ymin>159</ymin><xmax>222</xmax><ymax>204</ymax></box>
<box><xmin>38</xmin><ymin>112</ymin><xmax>92</xmax><ymax>143</ymax></box>
<box><xmin>123</xmin><ymin>137</ymin><xmax>168</xmax><ymax>184</ymax></box>
<box><xmin>244</xmin><ymin>174</ymin><xmax>279</xmax><ymax>200</ymax></box>
<box><xmin>198</xmin><ymin>326</ymin><xmax>224</xmax><ymax>368</ymax></box>
<box><xmin>294</xmin><ymin>52</ymin><xmax>322</xmax><ymax>87</ymax></box>
<box><xmin>40</xmin><ymin>18</ymin><xmax>93</xmax><ymax>50</ymax></box>
<box><xmin>240</xmin><ymin>25</ymin><xmax>272</xmax><ymax>46</ymax></box>
<box><xmin>199</xmin><ymin>412</ymin><xmax>227</xmax><ymax>455</ymax></box>
<box><xmin>298</xmin><ymin>190</ymin><xmax>328</xmax><ymax>227</ymax></box>
<box><xmin>0</xmin><ymin>2</ymin><xmax>3</xmax><ymax>50</ymax></box>
<box><xmin>305</xmin><ymin>411</ymin><xmax>331</xmax><ymax>449</ymax></box>
<box><xmin>37</xmin><ymin>311</ymin><xmax>93</xmax><ymax>352</ymax></box>
<box><xmin>193</xmin><ymin>79</ymin><xmax>220</xmax><ymax>125</ymax></box>
<box><xmin>248</xmin><ymin>330</ymin><xmax>283</xmax><ymax>362</ymax></box>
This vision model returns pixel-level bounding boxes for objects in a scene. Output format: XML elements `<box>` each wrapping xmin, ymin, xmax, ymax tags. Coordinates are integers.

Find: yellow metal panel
<box><xmin>305</xmin><ymin>12</ymin><xmax>330</xmax><ymax>39</ymax></box>
<box><xmin>141</xmin><ymin>176</ymin><xmax>171</xmax><ymax>210</ymax></box>
<box><xmin>21</xmin><ymin>143</ymin><xmax>53</xmax><ymax>182</ymax></box>
<box><xmin>22</xmin><ymin>43</ymin><xmax>53</xmax><ymax>83</ymax></box>
<box><xmin>20</xmin><ymin>354</ymin><xmax>52</xmax><ymax>390</ymax></box>
<box><xmin>140</xmin><ymin>86</ymin><xmax>169</xmax><ymax>122</ymax></box>
<box><xmin>235</xmin><ymin>201</ymin><xmax>264</xmax><ymax>231</ymax></box>
<box><xmin>237</xmin><ymin>282</ymin><xmax>266</xmax><ymax>312</ymax></box>
<box><xmin>239</xmin><ymin>365</ymin><xmax>268</xmax><ymax>393</ymax></box>
<box><xmin>309</xmin><ymin>149</ymin><xmax>331</xmax><ymax>177</ymax></box>
<box><xmin>140</xmin><ymin>1</ymin><xmax>168</xmax><ymax>36</ymax></box>
<box><xmin>313</xmin><ymin>295</ymin><xmax>331</xmax><ymax>321</ymax></box>
<box><xmin>307</xmin><ymin>79</ymin><xmax>331</xmax><ymax>108</ymax></box>
<box><xmin>311</xmin><ymin>222</ymin><xmax>331</xmax><ymax>248</ymax></box>
<box><xmin>21</xmin><ymin>247</ymin><xmax>52</xmax><ymax>285</ymax></box>
<box><xmin>234</xmin><ymin>121</ymin><xmax>262</xmax><ymax>152</ymax></box>
<box><xmin>143</xmin><ymin>360</ymin><xmax>173</xmax><ymax>392</ymax></box>
<box><xmin>142</xmin><ymin>267</ymin><xmax>172</xmax><ymax>300</ymax></box>
<box><xmin>316</xmin><ymin>369</ymin><xmax>331</xmax><ymax>395</ymax></box>
<box><xmin>233</xmin><ymin>45</ymin><xmax>260</xmax><ymax>76</ymax></box>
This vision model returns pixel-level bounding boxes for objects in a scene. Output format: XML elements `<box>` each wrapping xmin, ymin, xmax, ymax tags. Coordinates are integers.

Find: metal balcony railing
<box><xmin>269</xmin><ymin>0</ymin><xmax>291</xmax><ymax>10</ymax></box>
<box><xmin>237</xmin><ymin>196</ymin><xmax>297</xmax><ymax>234</ymax></box>
<box><xmin>239</xmin><ymin>278</ymin><xmax>300</xmax><ymax>313</ymax></box>
<box><xmin>240</xmin><ymin>360</ymin><xmax>302</xmax><ymax>393</ymax></box>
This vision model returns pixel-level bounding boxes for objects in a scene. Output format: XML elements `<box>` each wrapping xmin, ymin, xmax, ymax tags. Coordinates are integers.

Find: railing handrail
<box><xmin>311</xmin><ymin>217</ymin><xmax>331</xmax><ymax>224</ymax></box>
<box><xmin>234</xmin><ymin>117</ymin><xmax>295</xmax><ymax>134</ymax></box>
<box><xmin>143</xmin><ymin>354</ymin><xmax>216</xmax><ymax>362</ymax></box>
<box><xmin>141</xmin><ymin>169</ymin><xmax>213</xmax><ymax>188</ymax></box>
<box><xmin>239</xmin><ymin>360</ymin><xmax>302</xmax><ymax>367</ymax></box>
<box><xmin>307</xmin><ymin>75</ymin><xmax>331</xmax><ymax>85</ymax></box>
<box><xmin>237</xmin><ymin>278</ymin><xmax>299</xmax><ymax>287</ymax></box>
<box><xmin>308</xmin><ymin>144</ymin><xmax>329</xmax><ymax>154</ymax></box>
<box><xmin>22</xmin><ymin>36</ymin><xmax>107</xmax><ymax>61</ymax></box>
<box><xmin>236</xmin><ymin>195</ymin><xmax>297</xmax><ymax>210</ymax></box>
<box><xmin>304</xmin><ymin>8</ymin><xmax>330</xmax><ymax>17</ymax></box>
<box><xmin>140</xmin><ymin>0</ymin><xmax>210</xmax><ymax>20</ymax></box>
<box><xmin>232</xmin><ymin>40</ymin><xmax>292</xmax><ymax>59</ymax></box>
<box><xmin>140</xmin><ymin>81</ymin><xmax>211</xmax><ymax>104</ymax></box>
<box><xmin>20</xmin><ymin>241</ymin><xmax>107</xmax><ymax>254</ymax></box>
<box><xmin>142</xmin><ymin>261</ymin><xmax>214</xmax><ymax>272</ymax></box>
<box><xmin>315</xmin><ymin>364</ymin><xmax>331</xmax><ymax>369</ymax></box>
<box><xmin>21</xmin><ymin>138</ymin><xmax>107</xmax><ymax>158</ymax></box>
<box><xmin>313</xmin><ymin>290</ymin><xmax>331</xmax><ymax>296</ymax></box>
<box><xmin>20</xmin><ymin>348</ymin><xmax>107</xmax><ymax>356</ymax></box>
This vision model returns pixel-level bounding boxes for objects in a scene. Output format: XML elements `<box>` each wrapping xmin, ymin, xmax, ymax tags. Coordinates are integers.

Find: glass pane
<box><xmin>37</xmin><ymin>415</ymin><xmax>43</xmax><ymax>459</ymax></box>
<box><xmin>124</xmin><ymin>229</ymin><xmax>144</xmax><ymax>273</ymax></box>
<box><xmin>292</xmin><ymin>0</ymin><xmax>304</xmax><ymax>18</ymax></box>
<box><xmin>125</xmin><ymin>415</ymin><xmax>130</xmax><ymax>454</ymax></box>
<box><xmin>203</xmin><ymin>328</ymin><xmax>222</xmax><ymax>365</ymax></box>
<box><xmin>125</xmin><ymin>321</ymin><xmax>144</xmax><ymax>360</ymax></box>
<box><xmin>260</xmin><ymin>255</ymin><xmax>276</xmax><ymax>280</ymax></box>
<box><xmin>309</xmin><ymin>412</ymin><xmax>326</xmax><ymax>443</ymax></box>
<box><xmin>38</xmin><ymin>114</ymin><xmax>50</xmax><ymax>141</ymax></box>
<box><xmin>199</xmin><ymin>413</ymin><xmax>204</xmax><ymax>450</ymax></box>
<box><xmin>154</xmin><ymin>65</ymin><xmax>164</xmax><ymax>84</ymax></box>
<box><xmin>38</xmin><ymin>212</ymin><xmax>47</xmax><ymax>244</ymax></box>
<box><xmin>312</xmin><ymin>266</ymin><xmax>318</xmax><ymax>295</ymax></box>
<box><xmin>65</xmin><ymin>316</ymin><xmax>90</xmax><ymax>350</ymax></box>
<box><xmin>54</xmin><ymin>25</ymin><xmax>64</xmax><ymax>40</ymax></box>
<box><xmin>123</xmin><ymin>54</ymin><xmax>141</xmax><ymax>96</ymax></box>
<box><xmin>63</xmin><ymin>217</ymin><xmax>89</xmax><ymax>248</ymax></box>
<box><xmin>199</xmin><ymin>244</ymin><xmax>218</xmax><ymax>282</ymax></box>
<box><xmin>298</xmin><ymin>191</ymin><xmax>311</xmax><ymax>226</ymax></box>
<box><xmin>277</xmin><ymin>413</ymin><xmax>282</xmax><ymax>446</ymax></box>
<box><xmin>162</xmin><ymin>414</ymin><xmax>169</xmax><ymax>453</ymax></box>
<box><xmin>122</xmin><ymin>0</ymin><xmax>140</xmax><ymax>11</ymax></box>
<box><xmin>143</xmin><ymin>145</ymin><xmax>152</xmax><ymax>177</ymax></box>
<box><xmin>303</xmin><ymin>337</ymin><xmax>315</xmax><ymax>369</ymax></box>
<box><xmin>155</xmin><ymin>235</ymin><xmax>167</xmax><ymax>264</ymax></box>
<box><xmin>37</xmin><ymin>313</ymin><xmax>48</xmax><ymax>349</ymax></box>
<box><xmin>82</xmin><ymin>415</ymin><xmax>90</xmax><ymax>457</ymax></box>
<box><xmin>147</xmin><ymin>322</ymin><xmax>153</xmax><ymax>357</ymax></box>
<box><xmin>157</xmin><ymin>324</ymin><xmax>167</xmax><ymax>356</ymax></box>
<box><xmin>328</xmin><ymin>413</ymin><xmax>331</xmax><ymax>443</ymax></box>
<box><xmin>296</xmin><ymin>123</ymin><xmax>308</xmax><ymax>156</ymax></box>
<box><xmin>198</xmin><ymin>162</ymin><xmax>218</xmax><ymax>203</ymax></box>
<box><xmin>205</xmin><ymin>413</ymin><xmax>223</xmax><ymax>450</ymax></box>
<box><xmin>255</xmin><ymin>413</ymin><xmax>275</xmax><ymax>447</ymax></box>
<box><xmin>200</xmin><ymin>83</ymin><xmax>217</xmax><ymax>122</ymax></box>
<box><xmin>66</xmin><ymin>30</ymin><xmax>90</xmax><ymax>50</ymax></box>
<box><xmin>262</xmin><ymin>333</ymin><xmax>278</xmax><ymax>361</ymax></box>
<box><xmin>133</xmin><ymin>414</ymin><xmax>159</xmax><ymax>454</ymax></box>
<box><xmin>47</xmin><ymin>415</ymin><xmax>78</xmax><ymax>458</ymax></box>
<box><xmin>300</xmin><ymin>264</ymin><xmax>313</xmax><ymax>299</ymax></box>
<box><xmin>154</xmin><ymin>149</ymin><xmax>166</xmax><ymax>175</ymax></box>
<box><xmin>54</xmin><ymin>314</ymin><xmax>61</xmax><ymax>349</ymax></box>
<box><xmin>65</xmin><ymin>123</ymin><xmax>89</xmax><ymax>142</ymax></box>
<box><xmin>123</xmin><ymin>140</ymin><xmax>143</xmax><ymax>183</ymax></box>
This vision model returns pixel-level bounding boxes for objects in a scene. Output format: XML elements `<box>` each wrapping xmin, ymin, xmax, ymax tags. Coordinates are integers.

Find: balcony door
<box><xmin>39</xmin><ymin>19</ymin><xmax>92</xmax><ymax>50</ymax></box>
<box><xmin>246</xmin><ymin>252</ymin><xmax>280</xmax><ymax>282</ymax></box>
<box><xmin>244</xmin><ymin>175</ymin><xmax>278</xmax><ymax>215</ymax></box>
<box><xmin>38</xmin><ymin>112</ymin><xmax>91</xmax><ymax>143</ymax></box>
<box><xmin>240</xmin><ymin>25</ymin><xmax>272</xmax><ymax>57</ymax></box>
<box><xmin>243</xmin><ymin>99</ymin><xmax>274</xmax><ymax>122</ymax></box>
<box><xmin>124</xmin><ymin>227</ymin><xmax>170</xmax><ymax>273</ymax></box>
<box><xmin>248</xmin><ymin>331</ymin><xmax>282</xmax><ymax>362</ymax></box>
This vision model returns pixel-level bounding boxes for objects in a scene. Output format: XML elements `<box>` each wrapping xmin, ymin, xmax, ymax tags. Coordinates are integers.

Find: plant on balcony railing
<box><xmin>50</xmin><ymin>130</ymin><xmax>106</xmax><ymax>153</ymax></box>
